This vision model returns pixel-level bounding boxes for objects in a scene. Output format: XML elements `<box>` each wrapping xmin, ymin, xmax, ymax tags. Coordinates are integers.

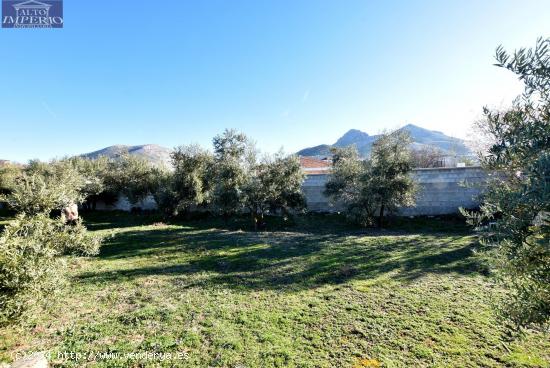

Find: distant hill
<box><xmin>80</xmin><ymin>124</ymin><xmax>471</xmax><ymax>167</ymax></box>
<box><xmin>297</xmin><ymin>144</ymin><xmax>333</xmax><ymax>157</ymax></box>
<box><xmin>298</xmin><ymin>124</ymin><xmax>472</xmax><ymax>157</ymax></box>
<box><xmin>82</xmin><ymin>144</ymin><xmax>172</xmax><ymax>167</ymax></box>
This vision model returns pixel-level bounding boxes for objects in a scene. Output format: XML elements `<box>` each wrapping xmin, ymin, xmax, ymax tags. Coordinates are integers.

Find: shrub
<box><xmin>0</xmin><ymin>160</ymin><xmax>102</xmax><ymax>325</ymax></box>
<box><xmin>0</xmin><ymin>214</ymin><xmax>101</xmax><ymax>325</ymax></box>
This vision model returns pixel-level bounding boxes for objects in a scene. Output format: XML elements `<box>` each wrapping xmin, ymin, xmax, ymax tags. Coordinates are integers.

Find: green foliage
<box><xmin>367</xmin><ymin>130</ymin><xmax>418</xmax><ymax>226</ymax></box>
<box><xmin>150</xmin><ymin>169</ymin><xmax>179</xmax><ymax>217</ymax></box>
<box><xmin>0</xmin><ymin>213</ymin><xmax>100</xmax><ymax>325</ymax></box>
<box><xmin>55</xmin><ymin>155</ymin><xmax>158</xmax><ymax>209</ymax></box>
<box><xmin>0</xmin><ymin>214</ymin><xmax>61</xmax><ymax>325</ymax></box>
<box><xmin>212</xmin><ymin>129</ymin><xmax>253</xmax><ymax>159</ymax></box>
<box><xmin>211</xmin><ymin>129</ymin><xmax>256</xmax><ymax>219</ymax></box>
<box><xmin>0</xmin><ymin>163</ymin><xmax>21</xmax><ymax>197</ymax></box>
<box><xmin>62</xmin><ymin>156</ymin><xmax>111</xmax><ymax>209</ymax></box>
<box><xmin>243</xmin><ymin>153</ymin><xmax>305</xmax><ymax>229</ymax></box>
<box><xmin>324</xmin><ymin>146</ymin><xmax>374</xmax><ymax>225</ymax></box>
<box><xmin>1</xmin><ymin>162</ymin><xmax>85</xmax><ymax>215</ymax></box>
<box><xmin>0</xmin><ymin>159</ymin><xmax>103</xmax><ymax>325</ymax></box>
<box><xmin>210</xmin><ymin>130</ymin><xmax>305</xmax><ymax>228</ymax></box>
<box><xmin>104</xmin><ymin>154</ymin><xmax>159</xmax><ymax>206</ymax></box>
<box><xmin>168</xmin><ymin>144</ymin><xmax>214</xmax><ymax>215</ymax></box>
<box><xmin>151</xmin><ymin>130</ymin><xmax>304</xmax><ymax>228</ymax></box>
<box><xmin>495</xmin><ymin>37</ymin><xmax>550</xmax><ymax>98</ymax></box>
<box><xmin>262</xmin><ymin>154</ymin><xmax>306</xmax><ymax>213</ymax></box>
<box><xmin>463</xmin><ymin>38</ymin><xmax>550</xmax><ymax>329</ymax></box>
<box><xmin>325</xmin><ymin>131</ymin><xmax>417</xmax><ymax>227</ymax></box>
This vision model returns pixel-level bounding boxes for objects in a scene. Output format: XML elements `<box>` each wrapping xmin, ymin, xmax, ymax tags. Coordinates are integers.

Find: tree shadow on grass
<box><xmin>78</xmin><ymin>218</ymin><xmax>486</xmax><ymax>291</ymax></box>
<box><xmin>82</xmin><ymin>211</ymin><xmax>167</xmax><ymax>231</ymax></box>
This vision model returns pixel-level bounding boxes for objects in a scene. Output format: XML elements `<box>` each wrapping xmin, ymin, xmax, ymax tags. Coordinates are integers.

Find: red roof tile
<box><xmin>299</xmin><ymin>156</ymin><xmax>331</xmax><ymax>169</ymax></box>
<box><xmin>300</xmin><ymin>156</ymin><xmax>331</xmax><ymax>175</ymax></box>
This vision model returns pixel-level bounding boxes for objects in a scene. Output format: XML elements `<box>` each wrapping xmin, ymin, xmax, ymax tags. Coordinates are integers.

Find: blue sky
<box><xmin>1</xmin><ymin>0</ymin><xmax>549</xmax><ymax>162</ymax></box>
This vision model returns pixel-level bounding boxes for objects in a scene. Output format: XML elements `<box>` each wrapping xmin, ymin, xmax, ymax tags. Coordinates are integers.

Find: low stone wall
<box><xmin>303</xmin><ymin>167</ymin><xmax>487</xmax><ymax>216</ymax></box>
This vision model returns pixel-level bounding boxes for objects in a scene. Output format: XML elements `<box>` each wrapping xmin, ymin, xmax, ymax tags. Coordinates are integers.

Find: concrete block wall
<box><xmin>91</xmin><ymin>167</ymin><xmax>487</xmax><ymax>216</ymax></box>
<box><xmin>302</xmin><ymin>174</ymin><xmax>342</xmax><ymax>212</ymax></box>
<box><xmin>303</xmin><ymin>167</ymin><xmax>487</xmax><ymax>216</ymax></box>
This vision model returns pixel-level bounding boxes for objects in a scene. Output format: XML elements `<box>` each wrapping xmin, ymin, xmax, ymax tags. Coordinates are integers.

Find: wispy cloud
<box><xmin>41</xmin><ymin>100</ymin><xmax>58</xmax><ymax>119</ymax></box>
<box><xmin>302</xmin><ymin>89</ymin><xmax>310</xmax><ymax>102</ymax></box>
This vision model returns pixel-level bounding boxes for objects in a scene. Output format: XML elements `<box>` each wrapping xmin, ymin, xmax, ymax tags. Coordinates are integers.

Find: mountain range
<box><xmin>297</xmin><ymin>124</ymin><xmax>472</xmax><ymax>158</ymax></box>
<box><xmin>80</xmin><ymin>124</ymin><xmax>472</xmax><ymax>166</ymax></box>
<box><xmin>82</xmin><ymin>144</ymin><xmax>172</xmax><ymax>167</ymax></box>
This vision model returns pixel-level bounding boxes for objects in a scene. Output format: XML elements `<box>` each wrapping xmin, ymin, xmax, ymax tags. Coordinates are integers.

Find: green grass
<box><xmin>0</xmin><ymin>211</ymin><xmax>548</xmax><ymax>367</ymax></box>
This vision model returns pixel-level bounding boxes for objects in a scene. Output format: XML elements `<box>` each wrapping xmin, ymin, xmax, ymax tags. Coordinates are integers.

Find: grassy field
<box><xmin>0</xmin><ymin>211</ymin><xmax>548</xmax><ymax>367</ymax></box>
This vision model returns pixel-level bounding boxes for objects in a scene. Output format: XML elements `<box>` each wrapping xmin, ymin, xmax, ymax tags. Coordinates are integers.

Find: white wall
<box><xmin>302</xmin><ymin>167</ymin><xmax>487</xmax><ymax>216</ymax></box>
<box><xmin>95</xmin><ymin>194</ymin><xmax>157</xmax><ymax>211</ymax></box>
<box><xmin>94</xmin><ymin>167</ymin><xmax>488</xmax><ymax>216</ymax></box>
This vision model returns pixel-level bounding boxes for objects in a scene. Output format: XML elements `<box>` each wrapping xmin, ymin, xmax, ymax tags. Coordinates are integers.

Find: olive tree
<box><xmin>209</xmin><ymin>130</ymin><xmax>305</xmax><ymax>229</ymax></box>
<box><xmin>367</xmin><ymin>130</ymin><xmax>418</xmax><ymax>226</ymax></box>
<box><xmin>0</xmin><ymin>161</ymin><xmax>102</xmax><ymax>325</ymax></box>
<box><xmin>325</xmin><ymin>130</ymin><xmax>417</xmax><ymax>227</ymax></box>
<box><xmin>462</xmin><ymin>38</ymin><xmax>550</xmax><ymax>329</ymax></box>
<box><xmin>169</xmin><ymin>144</ymin><xmax>214</xmax><ymax>215</ymax></box>
<box><xmin>2</xmin><ymin>161</ymin><xmax>86</xmax><ymax>215</ymax></box>
<box><xmin>59</xmin><ymin>155</ymin><xmax>158</xmax><ymax>209</ymax></box>
<box><xmin>243</xmin><ymin>153</ymin><xmax>305</xmax><ymax>230</ymax></box>
<box><xmin>211</xmin><ymin>129</ymin><xmax>255</xmax><ymax>221</ymax></box>
<box><xmin>104</xmin><ymin>154</ymin><xmax>158</xmax><ymax>206</ymax></box>
<box><xmin>0</xmin><ymin>163</ymin><xmax>21</xmax><ymax>199</ymax></box>
<box><xmin>324</xmin><ymin>146</ymin><xmax>375</xmax><ymax>225</ymax></box>
<box><xmin>63</xmin><ymin>156</ymin><xmax>111</xmax><ymax>210</ymax></box>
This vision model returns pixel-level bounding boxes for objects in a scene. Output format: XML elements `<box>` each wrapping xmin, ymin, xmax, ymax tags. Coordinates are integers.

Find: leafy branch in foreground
<box><xmin>463</xmin><ymin>37</ymin><xmax>550</xmax><ymax>330</ymax></box>
<box><xmin>0</xmin><ymin>162</ymin><xmax>102</xmax><ymax>325</ymax></box>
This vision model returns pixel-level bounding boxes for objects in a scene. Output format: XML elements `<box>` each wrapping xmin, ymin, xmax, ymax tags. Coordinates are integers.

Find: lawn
<box><xmin>0</xmin><ymin>211</ymin><xmax>548</xmax><ymax>367</ymax></box>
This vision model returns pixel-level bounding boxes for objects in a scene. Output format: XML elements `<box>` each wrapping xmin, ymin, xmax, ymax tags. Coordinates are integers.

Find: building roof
<box><xmin>300</xmin><ymin>156</ymin><xmax>331</xmax><ymax>175</ymax></box>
